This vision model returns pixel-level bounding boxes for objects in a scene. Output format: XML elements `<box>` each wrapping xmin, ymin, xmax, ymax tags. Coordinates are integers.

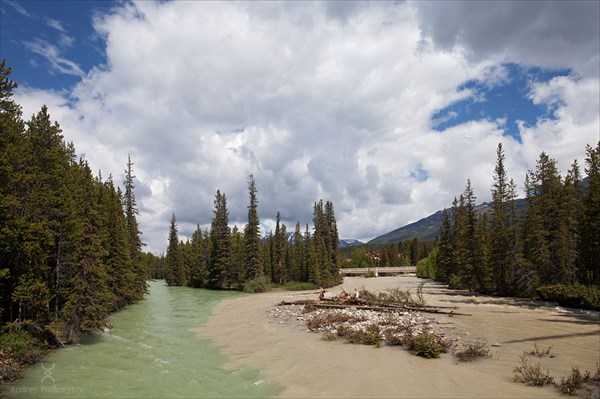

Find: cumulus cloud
<box><xmin>13</xmin><ymin>1</ymin><xmax>599</xmax><ymax>252</ymax></box>
<box><xmin>415</xmin><ymin>0</ymin><xmax>600</xmax><ymax>78</ymax></box>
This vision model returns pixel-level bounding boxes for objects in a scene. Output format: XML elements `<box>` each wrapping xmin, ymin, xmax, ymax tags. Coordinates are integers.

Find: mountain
<box><xmin>368</xmin><ymin>199</ymin><xmax>528</xmax><ymax>244</ymax></box>
<box><xmin>339</xmin><ymin>239</ymin><xmax>365</xmax><ymax>248</ymax></box>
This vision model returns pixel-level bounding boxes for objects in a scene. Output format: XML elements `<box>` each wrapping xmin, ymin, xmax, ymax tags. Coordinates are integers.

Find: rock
<box><xmin>492</xmin><ymin>343</ymin><xmax>500</xmax><ymax>347</ymax></box>
<box><xmin>437</xmin><ymin>319</ymin><xmax>452</xmax><ymax>325</ymax></box>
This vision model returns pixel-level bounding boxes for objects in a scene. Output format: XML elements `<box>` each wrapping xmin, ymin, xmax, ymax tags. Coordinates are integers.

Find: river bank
<box><xmin>195</xmin><ymin>276</ymin><xmax>600</xmax><ymax>398</ymax></box>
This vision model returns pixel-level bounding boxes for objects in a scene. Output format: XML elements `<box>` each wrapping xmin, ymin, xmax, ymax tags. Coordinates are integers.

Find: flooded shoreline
<box><xmin>195</xmin><ymin>276</ymin><xmax>600</xmax><ymax>398</ymax></box>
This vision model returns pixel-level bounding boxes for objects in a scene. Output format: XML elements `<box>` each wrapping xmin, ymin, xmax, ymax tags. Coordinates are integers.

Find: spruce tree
<box><xmin>123</xmin><ymin>155</ymin><xmax>147</xmax><ymax>293</ymax></box>
<box><xmin>490</xmin><ymin>143</ymin><xmax>519</xmax><ymax>295</ymax></box>
<box><xmin>435</xmin><ymin>209</ymin><xmax>453</xmax><ymax>283</ymax></box>
<box><xmin>188</xmin><ymin>225</ymin><xmax>208</xmax><ymax>288</ymax></box>
<box><xmin>165</xmin><ymin>213</ymin><xmax>185</xmax><ymax>286</ymax></box>
<box><xmin>523</xmin><ymin>152</ymin><xmax>565</xmax><ymax>287</ymax></box>
<box><xmin>578</xmin><ymin>142</ymin><xmax>600</xmax><ymax>284</ymax></box>
<box><xmin>209</xmin><ymin>190</ymin><xmax>231</xmax><ymax>289</ymax></box>
<box><xmin>273</xmin><ymin>212</ymin><xmax>288</xmax><ymax>284</ymax></box>
<box><xmin>244</xmin><ymin>174</ymin><xmax>263</xmax><ymax>280</ymax></box>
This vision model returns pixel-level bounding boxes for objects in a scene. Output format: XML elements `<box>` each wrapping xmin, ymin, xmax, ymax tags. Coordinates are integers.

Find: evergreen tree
<box><xmin>165</xmin><ymin>213</ymin><xmax>185</xmax><ymax>286</ymax></box>
<box><xmin>522</xmin><ymin>152</ymin><xmax>565</xmax><ymax>288</ymax></box>
<box><xmin>188</xmin><ymin>225</ymin><xmax>208</xmax><ymax>288</ymax></box>
<box><xmin>273</xmin><ymin>212</ymin><xmax>288</xmax><ymax>284</ymax></box>
<box><xmin>229</xmin><ymin>226</ymin><xmax>245</xmax><ymax>289</ymax></box>
<box><xmin>490</xmin><ymin>143</ymin><xmax>520</xmax><ymax>295</ymax></box>
<box><xmin>578</xmin><ymin>142</ymin><xmax>600</xmax><ymax>284</ymax></box>
<box><xmin>435</xmin><ymin>209</ymin><xmax>453</xmax><ymax>283</ymax></box>
<box><xmin>123</xmin><ymin>156</ymin><xmax>148</xmax><ymax>294</ymax></box>
<box><xmin>289</xmin><ymin>222</ymin><xmax>304</xmax><ymax>282</ymax></box>
<box><xmin>61</xmin><ymin>161</ymin><xmax>114</xmax><ymax>342</ymax></box>
<box><xmin>244</xmin><ymin>175</ymin><xmax>263</xmax><ymax>280</ymax></box>
<box><xmin>209</xmin><ymin>190</ymin><xmax>231</xmax><ymax>289</ymax></box>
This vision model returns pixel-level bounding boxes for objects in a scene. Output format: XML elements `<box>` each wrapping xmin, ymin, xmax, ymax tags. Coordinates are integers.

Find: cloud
<box><xmin>13</xmin><ymin>1</ymin><xmax>599</xmax><ymax>253</ymax></box>
<box><xmin>24</xmin><ymin>39</ymin><xmax>84</xmax><ymax>77</ymax></box>
<box><xmin>4</xmin><ymin>0</ymin><xmax>30</xmax><ymax>17</ymax></box>
<box><xmin>416</xmin><ymin>1</ymin><xmax>600</xmax><ymax>78</ymax></box>
<box><xmin>46</xmin><ymin>18</ymin><xmax>66</xmax><ymax>33</ymax></box>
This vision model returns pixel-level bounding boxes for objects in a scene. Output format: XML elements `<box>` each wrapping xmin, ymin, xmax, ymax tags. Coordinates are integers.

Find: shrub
<box><xmin>364</xmin><ymin>271</ymin><xmax>376</xmax><ymax>278</ymax></box>
<box><xmin>409</xmin><ymin>331</ymin><xmax>442</xmax><ymax>359</ymax></box>
<box><xmin>453</xmin><ymin>340</ymin><xmax>490</xmax><ymax>362</ymax></box>
<box><xmin>0</xmin><ymin>329</ymin><xmax>48</xmax><ymax>366</ymax></box>
<box><xmin>0</xmin><ymin>349</ymin><xmax>23</xmax><ymax>383</ymax></box>
<box><xmin>243</xmin><ymin>276</ymin><xmax>271</xmax><ymax>293</ymax></box>
<box><xmin>536</xmin><ymin>284</ymin><xmax>600</xmax><ymax>310</ymax></box>
<box><xmin>513</xmin><ymin>355</ymin><xmax>554</xmax><ymax>386</ymax></box>
<box><xmin>527</xmin><ymin>343</ymin><xmax>555</xmax><ymax>358</ymax></box>
<box><xmin>554</xmin><ymin>367</ymin><xmax>591</xmax><ymax>396</ymax></box>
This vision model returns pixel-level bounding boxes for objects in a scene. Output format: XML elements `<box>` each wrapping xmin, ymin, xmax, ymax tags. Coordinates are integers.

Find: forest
<box><xmin>419</xmin><ymin>142</ymin><xmax>600</xmax><ymax>309</ymax></box>
<box><xmin>158</xmin><ymin>177</ymin><xmax>342</xmax><ymax>293</ymax></box>
<box><xmin>0</xmin><ymin>61</ymin><xmax>148</xmax><ymax>381</ymax></box>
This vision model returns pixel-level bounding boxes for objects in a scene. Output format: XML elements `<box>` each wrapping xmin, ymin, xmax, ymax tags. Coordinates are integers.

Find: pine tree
<box><xmin>289</xmin><ymin>222</ymin><xmax>304</xmax><ymax>282</ymax></box>
<box><xmin>490</xmin><ymin>143</ymin><xmax>520</xmax><ymax>295</ymax></box>
<box><xmin>229</xmin><ymin>226</ymin><xmax>245</xmax><ymax>289</ymax></box>
<box><xmin>523</xmin><ymin>152</ymin><xmax>564</xmax><ymax>287</ymax></box>
<box><xmin>273</xmin><ymin>212</ymin><xmax>288</xmax><ymax>284</ymax></box>
<box><xmin>558</xmin><ymin>160</ymin><xmax>582</xmax><ymax>284</ymax></box>
<box><xmin>123</xmin><ymin>155</ymin><xmax>147</xmax><ymax>294</ymax></box>
<box><xmin>165</xmin><ymin>213</ymin><xmax>185</xmax><ymax>286</ymax></box>
<box><xmin>61</xmin><ymin>161</ymin><xmax>114</xmax><ymax>342</ymax></box>
<box><xmin>188</xmin><ymin>225</ymin><xmax>208</xmax><ymax>288</ymax></box>
<box><xmin>435</xmin><ymin>209</ymin><xmax>453</xmax><ymax>283</ymax></box>
<box><xmin>244</xmin><ymin>175</ymin><xmax>263</xmax><ymax>280</ymax></box>
<box><xmin>578</xmin><ymin>142</ymin><xmax>600</xmax><ymax>284</ymax></box>
<box><xmin>209</xmin><ymin>190</ymin><xmax>231</xmax><ymax>289</ymax></box>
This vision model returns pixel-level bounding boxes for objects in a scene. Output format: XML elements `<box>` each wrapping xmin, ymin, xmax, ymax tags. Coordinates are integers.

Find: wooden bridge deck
<box><xmin>339</xmin><ymin>266</ymin><xmax>416</xmax><ymax>276</ymax></box>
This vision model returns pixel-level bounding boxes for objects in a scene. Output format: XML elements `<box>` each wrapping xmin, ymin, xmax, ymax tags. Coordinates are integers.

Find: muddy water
<box><xmin>196</xmin><ymin>276</ymin><xmax>600</xmax><ymax>398</ymax></box>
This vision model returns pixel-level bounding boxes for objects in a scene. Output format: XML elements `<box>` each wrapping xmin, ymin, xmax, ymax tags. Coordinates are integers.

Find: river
<box><xmin>6</xmin><ymin>280</ymin><xmax>282</xmax><ymax>398</ymax></box>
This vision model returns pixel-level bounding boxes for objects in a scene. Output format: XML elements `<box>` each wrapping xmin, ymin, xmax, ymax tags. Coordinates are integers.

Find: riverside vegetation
<box><xmin>0</xmin><ymin>61</ymin><xmax>148</xmax><ymax>383</ymax></box>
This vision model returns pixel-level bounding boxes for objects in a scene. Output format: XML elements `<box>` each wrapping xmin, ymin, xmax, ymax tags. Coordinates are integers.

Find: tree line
<box><xmin>422</xmin><ymin>142</ymin><xmax>599</xmax><ymax>301</ymax></box>
<box><xmin>0</xmin><ymin>60</ymin><xmax>147</xmax><ymax>357</ymax></box>
<box><xmin>160</xmin><ymin>175</ymin><xmax>342</xmax><ymax>291</ymax></box>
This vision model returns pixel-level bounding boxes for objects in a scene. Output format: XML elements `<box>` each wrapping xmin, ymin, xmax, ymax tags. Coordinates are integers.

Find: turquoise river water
<box><xmin>6</xmin><ymin>280</ymin><xmax>283</xmax><ymax>398</ymax></box>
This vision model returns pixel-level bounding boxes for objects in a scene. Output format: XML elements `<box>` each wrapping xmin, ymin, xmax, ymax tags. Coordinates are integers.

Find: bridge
<box><xmin>339</xmin><ymin>266</ymin><xmax>416</xmax><ymax>277</ymax></box>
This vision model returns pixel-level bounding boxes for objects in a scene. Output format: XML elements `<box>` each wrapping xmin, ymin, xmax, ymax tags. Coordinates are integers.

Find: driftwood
<box><xmin>277</xmin><ymin>300</ymin><xmax>470</xmax><ymax>316</ymax></box>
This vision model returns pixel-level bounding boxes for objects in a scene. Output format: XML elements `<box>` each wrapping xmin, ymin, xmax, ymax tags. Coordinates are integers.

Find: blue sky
<box><xmin>1</xmin><ymin>0</ymin><xmax>598</xmax><ymax>252</ymax></box>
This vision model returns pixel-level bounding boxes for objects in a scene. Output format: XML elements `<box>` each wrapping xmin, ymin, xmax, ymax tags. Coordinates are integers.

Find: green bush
<box><xmin>0</xmin><ymin>329</ymin><xmax>47</xmax><ymax>366</ymax></box>
<box><xmin>416</xmin><ymin>248</ymin><xmax>437</xmax><ymax>279</ymax></box>
<box><xmin>409</xmin><ymin>331</ymin><xmax>442</xmax><ymax>359</ymax></box>
<box><xmin>243</xmin><ymin>276</ymin><xmax>271</xmax><ymax>293</ymax></box>
<box><xmin>536</xmin><ymin>284</ymin><xmax>600</xmax><ymax>310</ymax></box>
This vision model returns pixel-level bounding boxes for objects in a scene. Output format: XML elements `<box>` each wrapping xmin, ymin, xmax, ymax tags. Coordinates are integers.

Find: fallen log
<box><xmin>277</xmin><ymin>300</ymin><xmax>470</xmax><ymax>316</ymax></box>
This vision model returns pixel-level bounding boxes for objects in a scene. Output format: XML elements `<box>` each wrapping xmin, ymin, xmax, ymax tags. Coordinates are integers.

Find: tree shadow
<box><xmin>537</xmin><ymin>312</ymin><xmax>600</xmax><ymax>326</ymax></box>
<box><xmin>503</xmin><ymin>330</ymin><xmax>599</xmax><ymax>344</ymax></box>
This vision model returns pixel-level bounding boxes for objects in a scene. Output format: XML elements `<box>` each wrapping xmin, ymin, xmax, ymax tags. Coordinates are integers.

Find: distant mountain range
<box><xmin>339</xmin><ymin>238</ymin><xmax>365</xmax><ymax>248</ymax></box>
<box><xmin>367</xmin><ymin>198</ymin><xmax>528</xmax><ymax>245</ymax></box>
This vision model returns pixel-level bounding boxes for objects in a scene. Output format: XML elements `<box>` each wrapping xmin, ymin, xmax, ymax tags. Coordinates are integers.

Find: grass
<box><xmin>527</xmin><ymin>343</ymin><xmax>555</xmax><ymax>358</ymax></box>
<box><xmin>513</xmin><ymin>354</ymin><xmax>554</xmax><ymax>386</ymax></box>
<box><xmin>453</xmin><ymin>340</ymin><xmax>490</xmax><ymax>362</ymax></box>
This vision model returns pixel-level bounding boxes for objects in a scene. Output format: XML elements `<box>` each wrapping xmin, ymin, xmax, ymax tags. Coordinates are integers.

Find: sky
<box><xmin>1</xmin><ymin>0</ymin><xmax>599</xmax><ymax>254</ymax></box>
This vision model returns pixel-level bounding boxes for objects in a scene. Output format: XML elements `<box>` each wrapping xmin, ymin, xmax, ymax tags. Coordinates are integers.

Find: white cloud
<box><xmin>13</xmin><ymin>1</ymin><xmax>599</xmax><ymax>252</ymax></box>
<box><xmin>23</xmin><ymin>39</ymin><xmax>84</xmax><ymax>77</ymax></box>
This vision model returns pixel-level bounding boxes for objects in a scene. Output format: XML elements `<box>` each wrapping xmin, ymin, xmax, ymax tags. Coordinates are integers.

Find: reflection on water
<box><xmin>7</xmin><ymin>281</ymin><xmax>282</xmax><ymax>398</ymax></box>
